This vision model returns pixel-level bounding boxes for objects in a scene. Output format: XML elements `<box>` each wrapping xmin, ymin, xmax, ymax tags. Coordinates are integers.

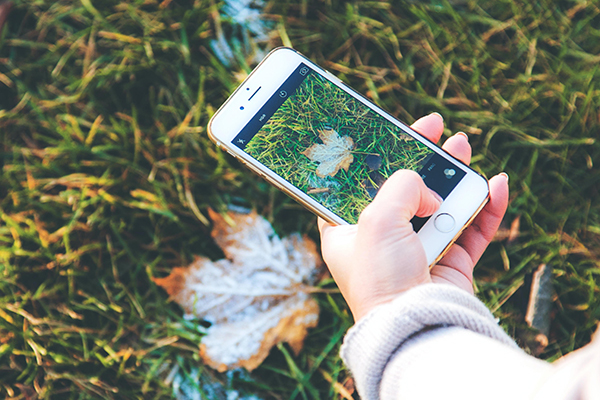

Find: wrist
<box><xmin>351</xmin><ymin>274</ymin><xmax>433</xmax><ymax>321</ymax></box>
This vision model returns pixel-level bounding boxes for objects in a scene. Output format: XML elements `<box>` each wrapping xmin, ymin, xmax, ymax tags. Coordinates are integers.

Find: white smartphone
<box><xmin>208</xmin><ymin>47</ymin><xmax>489</xmax><ymax>266</ymax></box>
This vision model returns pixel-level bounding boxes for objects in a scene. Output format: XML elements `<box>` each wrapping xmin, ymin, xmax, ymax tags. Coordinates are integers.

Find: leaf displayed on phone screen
<box><xmin>153</xmin><ymin>209</ymin><xmax>321</xmax><ymax>372</ymax></box>
<box><xmin>302</xmin><ymin>128</ymin><xmax>354</xmax><ymax>178</ymax></box>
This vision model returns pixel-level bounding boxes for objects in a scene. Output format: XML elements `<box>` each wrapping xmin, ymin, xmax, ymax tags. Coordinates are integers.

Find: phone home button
<box><xmin>434</xmin><ymin>213</ymin><xmax>455</xmax><ymax>233</ymax></box>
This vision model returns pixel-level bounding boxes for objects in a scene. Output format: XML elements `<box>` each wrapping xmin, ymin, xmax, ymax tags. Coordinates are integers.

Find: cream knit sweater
<box><xmin>341</xmin><ymin>284</ymin><xmax>600</xmax><ymax>400</ymax></box>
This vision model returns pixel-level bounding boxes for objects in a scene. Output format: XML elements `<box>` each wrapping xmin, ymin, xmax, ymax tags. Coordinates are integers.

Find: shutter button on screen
<box><xmin>434</xmin><ymin>213</ymin><xmax>455</xmax><ymax>233</ymax></box>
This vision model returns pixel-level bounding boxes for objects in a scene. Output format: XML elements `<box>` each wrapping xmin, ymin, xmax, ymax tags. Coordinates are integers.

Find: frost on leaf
<box><xmin>302</xmin><ymin>128</ymin><xmax>354</xmax><ymax>178</ymax></box>
<box><xmin>154</xmin><ymin>209</ymin><xmax>321</xmax><ymax>372</ymax></box>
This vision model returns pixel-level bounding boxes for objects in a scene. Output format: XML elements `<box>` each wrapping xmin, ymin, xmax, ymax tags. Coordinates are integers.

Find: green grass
<box><xmin>0</xmin><ymin>0</ymin><xmax>599</xmax><ymax>398</ymax></box>
<box><xmin>245</xmin><ymin>72</ymin><xmax>432</xmax><ymax>223</ymax></box>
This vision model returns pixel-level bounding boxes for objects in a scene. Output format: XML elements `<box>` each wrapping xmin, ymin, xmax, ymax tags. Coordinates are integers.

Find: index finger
<box><xmin>455</xmin><ymin>173</ymin><xmax>510</xmax><ymax>264</ymax></box>
<box><xmin>410</xmin><ymin>113</ymin><xmax>445</xmax><ymax>144</ymax></box>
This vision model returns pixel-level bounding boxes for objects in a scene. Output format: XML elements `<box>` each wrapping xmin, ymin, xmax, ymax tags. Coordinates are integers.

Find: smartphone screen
<box><xmin>231</xmin><ymin>63</ymin><xmax>466</xmax><ymax>226</ymax></box>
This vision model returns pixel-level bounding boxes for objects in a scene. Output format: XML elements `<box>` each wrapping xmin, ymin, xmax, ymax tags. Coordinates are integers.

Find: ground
<box><xmin>0</xmin><ymin>0</ymin><xmax>599</xmax><ymax>399</ymax></box>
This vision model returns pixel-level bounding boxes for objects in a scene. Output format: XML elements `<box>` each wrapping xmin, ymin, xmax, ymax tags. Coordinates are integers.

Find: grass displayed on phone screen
<box><xmin>244</xmin><ymin>72</ymin><xmax>434</xmax><ymax>223</ymax></box>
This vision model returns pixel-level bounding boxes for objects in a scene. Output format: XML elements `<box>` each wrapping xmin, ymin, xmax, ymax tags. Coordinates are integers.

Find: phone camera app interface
<box><xmin>232</xmin><ymin>63</ymin><xmax>465</xmax><ymax>225</ymax></box>
<box><xmin>444</xmin><ymin>168</ymin><xmax>456</xmax><ymax>179</ymax></box>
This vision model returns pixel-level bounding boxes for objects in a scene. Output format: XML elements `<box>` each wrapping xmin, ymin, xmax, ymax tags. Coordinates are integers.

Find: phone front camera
<box><xmin>240</xmin><ymin>106</ymin><xmax>245</xmax><ymax>110</ymax></box>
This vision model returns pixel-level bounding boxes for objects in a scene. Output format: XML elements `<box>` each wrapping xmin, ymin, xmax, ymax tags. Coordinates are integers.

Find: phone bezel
<box><xmin>208</xmin><ymin>47</ymin><xmax>490</xmax><ymax>265</ymax></box>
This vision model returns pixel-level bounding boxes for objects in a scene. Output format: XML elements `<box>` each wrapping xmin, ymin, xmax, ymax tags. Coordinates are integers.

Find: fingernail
<box><xmin>499</xmin><ymin>172</ymin><xmax>509</xmax><ymax>182</ymax></box>
<box><xmin>429</xmin><ymin>189</ymin><xmax>443</xmax><ymax>205</ymax></box>
<box><xmin>431</xmin><ymin>112</ymin><xmax>444</xmax><ymax>121</ymax></box>
<box><xmin>456</xmin><ymin>131</ymin><xmax>469</xmax><ymax>141</ymax></box>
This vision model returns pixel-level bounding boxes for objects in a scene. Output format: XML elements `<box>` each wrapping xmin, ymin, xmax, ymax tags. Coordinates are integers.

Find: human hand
<box><xmin>318</xmin><ymin>113</ymin><xmax>509</xmax><ymax>320</ymax></box>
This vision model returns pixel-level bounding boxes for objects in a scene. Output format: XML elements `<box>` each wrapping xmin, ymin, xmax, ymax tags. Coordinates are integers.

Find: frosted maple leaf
<box><xmin>302</xmin><ymin>128</ymin><xmax>354</xmax><ymax>178</ymax></box>
<box><xmin>154</xmin><ymin>209</ymin><xmax>321</xmax><ymax>372</ymax></box>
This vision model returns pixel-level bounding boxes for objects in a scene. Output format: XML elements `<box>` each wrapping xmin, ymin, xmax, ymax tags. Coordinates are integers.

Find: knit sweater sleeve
<box><xmin>340</xmin><ymin>283</ymin><xmax>552</xmax><ymax>400</ymax></box>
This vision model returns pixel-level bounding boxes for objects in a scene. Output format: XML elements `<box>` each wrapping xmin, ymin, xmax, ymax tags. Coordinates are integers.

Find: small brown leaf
<box><xmin>154</xmin><ymin>209</ymin><xmax>321</xmax><ymax>372</ymax></box>
<box><xmin>302</xmin><ymin>128</ymin><xmax>354</xmax><ymax>178</ymax></box>
<box><xmin>525</xmin><ymin>263</ymin><xmax>553</xmax><ymax>355</ymax></box>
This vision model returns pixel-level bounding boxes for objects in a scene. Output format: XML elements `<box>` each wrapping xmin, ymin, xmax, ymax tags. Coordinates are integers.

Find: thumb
<box><xmin>359</xmin><ymin>170</ymin><xmax>442</xmax><ymax>235</ymax></box>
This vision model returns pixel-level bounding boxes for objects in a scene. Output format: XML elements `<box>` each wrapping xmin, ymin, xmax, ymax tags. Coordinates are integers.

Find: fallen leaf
<box><xmin>302</xmin><ymin>128</ymin><xmax>354</xmax><ymax>178</ymax></box>
<box><xmin>525</xmin><ymin>263</ymin><xmax>553</xmax><ymax>355</ymax></box>
<box><xmin>154</xmin><ymin>208</ymin><xmax>321</xmax><ymax>372</ymax></box>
